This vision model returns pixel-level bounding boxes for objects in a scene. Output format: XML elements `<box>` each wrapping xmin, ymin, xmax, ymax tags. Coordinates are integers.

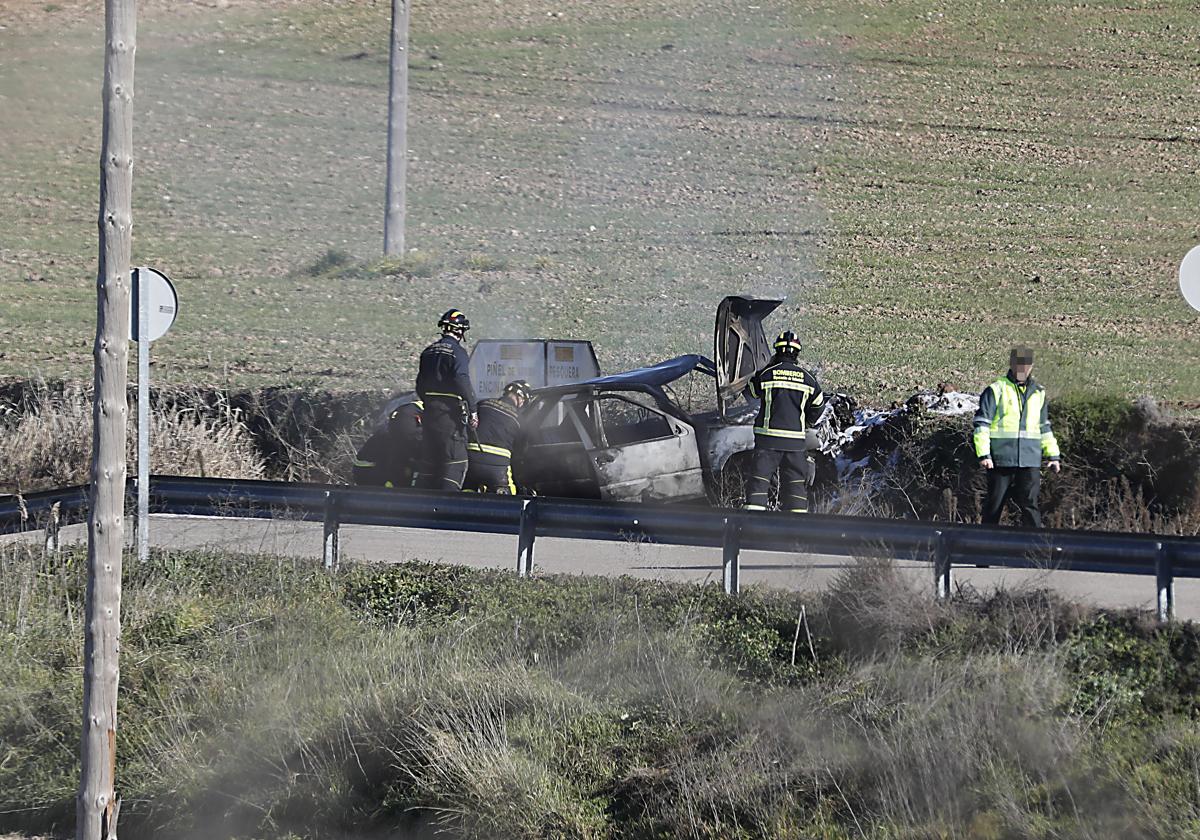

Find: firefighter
<box><xmin>464</xmin><ymin>380</ymin><xmax>533</xmax><ymax>494</ymax></box>
<box><xmin>973</xmin><ymin>346</ymin><xmax>1061</xmax><ymax>527</ymax></box>
<box><xmin>352</xmin><ymin>400</ymin><xmax>423</xmax><ymax>488</ymax></box>
<box><xmin>415</xmin><ymin>309</ymin><xmax>478</xmax><ymax>491</ymax></box>
<box><xmin>743</xmin><ymin>330</ymin><xmax>825</xmax><ymax>513</ymax></box>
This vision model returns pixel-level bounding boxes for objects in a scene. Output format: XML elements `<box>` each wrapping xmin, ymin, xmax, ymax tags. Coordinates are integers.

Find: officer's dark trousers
<box><xmin>983</xmin><ymin>466</ymin><xmax>1041</xmax><ymax>528</ymax></box>
<box><xmin>418</xmin><ymin>401</ymin><xmax>468</xmax><ymax>491</ymax></box>
<box><xmin>744</xmin><ymin>446</ymin><xmax>809</xmax><ymax>513</ymax></box>
<box><xmin>464</xmin><ymin>459</ymin><xmax>515</xmax><ymax>494</ymax></box>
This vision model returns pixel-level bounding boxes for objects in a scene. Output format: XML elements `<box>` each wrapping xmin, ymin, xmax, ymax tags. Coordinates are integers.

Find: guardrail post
<box><xmin>323</xmin><ymin>491</ymin><xmax>340</xmax><ymax>571</ymax></box>
<box><xmin>517</xmin><ymin>498</ymin><xmax>537</xmax><ymax>578</ymax></box>
<box><xmin>934</xmin><ymin>530</ymin><xmax>952</xmax><ymax>600</ymax></box>
<box><xmin>44</xmin><ymin>501</ymin><xmax>61</xmax><ymax>556</ymax></box>
<box><xmin>722</xmin><ymin>517</ymin><xmax>741</xmax><ymax>595</ymax></box>
<box><xmin>1156</xmin><ymin>541</ymin><xmax>1174</xmax><ymax>623</ymax></box>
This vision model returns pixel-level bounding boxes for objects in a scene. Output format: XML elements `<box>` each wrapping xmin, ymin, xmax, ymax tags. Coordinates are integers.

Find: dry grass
<box><xmin>4</xmin><ymin>548</ymin><xmax>1200</xmax><ymax>838</ymax></box>
<box><xmin>0</xmin><ymin>384</ymin><xmax>264</xmax><ymax>494</ymax></box>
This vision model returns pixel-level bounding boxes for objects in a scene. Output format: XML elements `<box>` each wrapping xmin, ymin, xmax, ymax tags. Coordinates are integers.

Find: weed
<box><xmin>5</xmin><ymin>549</ymin><xmax>1200</xmax><ymax>838</ymax></box>
<box><xmin>302</xmin><ymin>248</ymin><xmax>356</xmax><ymax>278</ymax></box>
<box><xmin>459</xmin><ymin>253</ymin><xmax>510</xmax><ymax>273</ymax></box>
<box><xmin>0</xmin><ymin>383</ymin><xmax>264</xmax><ymax>494</ymax></box>
<box><xmin>370</xmin><ymin>250</ymin><xmax>442</xmax><ymax>279</ymax></box>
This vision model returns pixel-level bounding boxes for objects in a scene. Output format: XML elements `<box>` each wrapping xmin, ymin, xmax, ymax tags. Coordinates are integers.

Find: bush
<box><xmin>370</xmin><ymin>250</ymin><xmax>442</xmax><ymax>279</ymax></box>
<box><xmin>459</xmin><ymin>253</ymin><xmax>510</xmax><ymax>272</ymax></box>
<box><xmin>7</xmin><ymin>550</ymin><xmax>1200</xmax><ymax>839</ymax></box>
<box><xmin>0</xmin><ymin>384</ymin><xmax>265</xmax><ymax>494</ymax></box>
<box><xmin>302</xmin><ymin>248</ymin><xmax>356</xmax><ymax>277</ymax></box>
<box><xmin>830</xmin><ymin>394</ymin><xmax>1200</xmax><ymax>533</ymax></box>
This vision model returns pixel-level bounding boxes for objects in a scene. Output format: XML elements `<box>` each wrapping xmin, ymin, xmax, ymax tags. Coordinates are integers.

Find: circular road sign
<box><xmin>128</xmin><ymin>266</ymin><xmax>179</xmax><ymax>342</ymax></box>
<box><xmin>1181</xmin><ymin>245</ymin><xmax>1200</xmax><ymax>313</ymax></box>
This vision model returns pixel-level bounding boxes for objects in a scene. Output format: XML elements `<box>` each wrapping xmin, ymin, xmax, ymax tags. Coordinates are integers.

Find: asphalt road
<box><xmin>3</xmin><ymin>514</ymin><xmax>1193</xmax><ymax>619</ymax></box>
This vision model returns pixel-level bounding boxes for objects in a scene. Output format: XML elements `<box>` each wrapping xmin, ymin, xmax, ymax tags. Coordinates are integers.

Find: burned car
<box><xmin>511</xmin><ymin>296</ymin><xmax>784</xmax><ymax>504</ymax></box>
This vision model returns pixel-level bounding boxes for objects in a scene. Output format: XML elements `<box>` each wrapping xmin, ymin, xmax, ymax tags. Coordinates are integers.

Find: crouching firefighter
<box><xmin>743</xmin><ymin>330</ymin><xmax>825</xmax><ymax>513</ymax></box>
<box><xmin>465</xmin><ymin>380</ymin><xmax>533</xmax><ymax>494</ymax></box>
<box><xmin>415</xmin><ymin>309</ymin><xmax>478</xmax><ymax>491</ymax></box>
<box><xmin>352</xmin><ymin>400</ymin><xmax>423</xmax><ymax>488</ymax></box>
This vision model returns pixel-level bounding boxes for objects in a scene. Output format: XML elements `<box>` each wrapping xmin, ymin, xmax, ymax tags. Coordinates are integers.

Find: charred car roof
<box><xmin>534</xmin><ymin>354</ymin><xmax>716</xmax><ymax>395</ymax></box>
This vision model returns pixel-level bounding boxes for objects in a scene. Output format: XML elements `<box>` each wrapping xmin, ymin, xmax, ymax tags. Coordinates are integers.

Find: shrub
<box><xmin>459</xmin><ymin>253</ymin><xmax>509</xmax><ymax>272</ymax></box>
<box><xmin>370</xmin><ymin>249</ymin><xmax>442</xmax><ymax>279</ymax></box>
<box><xmin>302</xmin><ymin>248</ymin><xmax>356</xmax><ymax>277</ymax></box>
<box><xmin>7</xmin><ymin>551</ymin><xmax>1200</xmax><ymax>839</ymax></box>
<box><xmin>0</xmin><ymin>385</ymin><xmax>265</xmax><ymax>494</ymax></box>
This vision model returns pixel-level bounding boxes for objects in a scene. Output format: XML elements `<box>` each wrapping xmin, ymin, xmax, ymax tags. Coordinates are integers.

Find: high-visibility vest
<box><xmin>973</xmin><ymin>376</ymin><xmax>1060</xmax><ymax>468</ymax></box>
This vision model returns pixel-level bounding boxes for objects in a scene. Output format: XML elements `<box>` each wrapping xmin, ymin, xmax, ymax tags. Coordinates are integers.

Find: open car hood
<box><xmin>714</xmin><ymin>295</ymin><xmax>784</xmax><ymax>417</ymax></box>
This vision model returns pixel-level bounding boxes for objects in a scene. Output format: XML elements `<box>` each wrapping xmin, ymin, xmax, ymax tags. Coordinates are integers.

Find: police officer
<box><xmin>352</xmin><ymin>400</ymin><xmax>423</xmax><ymax>488</ymax></box>
<box><xmin>415</xmin><ymin>310</ymin><xmax>478</xmax><ymax>491</ymax></box>
<box><xmin>743</xmin><ymin>331</ymin><xmax>825</xmax><ymax>513</ymax></box>
<box><xmin>973</xmin><ymin>346</ymin><xmax>1061</xmax><ymax>527</ymax></box>
<box><xmin>465</xmin><ymin>380</ymin><xmax>532</xmax><ymax>494</ymax></box>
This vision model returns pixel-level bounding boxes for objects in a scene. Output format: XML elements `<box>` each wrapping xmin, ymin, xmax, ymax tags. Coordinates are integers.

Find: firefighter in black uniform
<box><xmin>743</xmin><ymin>330</ymin><xmax>825</xmax><ymax>513</ymax></box>
<box><xmin>465</xmin><ymin>380</ymin><xmax>532</xmax><ymax>494</ymax></box>
<box><xmin>415</xmin><ymin>310</ymin><xmax>478</xmax><ymax>491</ymax></box>
<box><xmin>352</xmin><ymin>400</ymin><xmax>423</xmax><ymax>488</ymax></box>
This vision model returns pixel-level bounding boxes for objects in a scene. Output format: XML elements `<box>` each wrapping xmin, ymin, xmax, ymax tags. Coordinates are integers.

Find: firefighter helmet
<box><xmin>773</xmin><ymin>330</ymin><xmax>802</xmax><ymax>356</ymax></box>
<box><xmin>438</xmin><ymin>309</ymin><xmax>471</xmax><ymax>332</ymax></box>
<box><xmin>503</xmin><ymin>380</ymin><xmax>534</xmax><ymax>402</ymax></box>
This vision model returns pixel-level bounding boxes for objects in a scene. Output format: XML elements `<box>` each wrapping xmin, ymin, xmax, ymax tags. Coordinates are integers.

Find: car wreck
<box><xmin>511</xmin><ymin>296</ymin><xmax>785</xmax><ymax>504</ymax></box>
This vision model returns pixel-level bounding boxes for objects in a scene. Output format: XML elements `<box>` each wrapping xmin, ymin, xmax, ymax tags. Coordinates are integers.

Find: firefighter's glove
<box><xmin>469</xmin><ymin>412</ymin><xmax>479</xmax><ymax>429</ymax></box>
<box><xmin>804</xmin><ymin>455</ymin><xmax>816</xmax><ymax>487</ymax></box>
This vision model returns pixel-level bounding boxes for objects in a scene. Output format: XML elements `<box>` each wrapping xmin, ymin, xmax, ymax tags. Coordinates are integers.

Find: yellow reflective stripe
<box><xmin>754</xmin><ymin>427</ymin><xmax>807</xmax><ymax>438</ymax></box>
<box><xmin>973</xmin><ymin>426</ymin><xmax>991</xmax><ymax>457</ymax></box>
<box><xmin>466</xmin><ymin>442</ymin><xmax>512</xmax><ymax>458</ymax></box>
<box><xmin>353</xmin><ymin>459</ymin><xmax>377</xmax><ymax>468</ymax></box>
<box><xmin>743</xmin><ymin>504</ymin><xmax>767</xmax><ymax>510</ymax></box>
<box><xmin>989</xmin><ymin>380</ymin><xmax>1045</xmax><ymax>436</ymax></box>
<box><xmin>425</xmin><ymin>392</ymin><xmax>463</xmax><ymax>401</ymax></box>
<box><xmin>760</xmin><ymin>381</ymin><xmax>814</xmax><ymax>394</ymax></box>
<box><xmin>1041</xmin><ymin>432</ymin><xmax>1061</xmax><ymax>458</ymax></box>
<box><xmin>758</xmin><ymin>378</ymin><xmax>818</xmax><ymax>437</ymax></box>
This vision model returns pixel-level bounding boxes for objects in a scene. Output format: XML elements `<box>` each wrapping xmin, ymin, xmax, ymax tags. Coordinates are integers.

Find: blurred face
<box><xmin>1012</xmin><ymin>362</ymin><xmax>1033</xmax><ymax>382</ymax></box>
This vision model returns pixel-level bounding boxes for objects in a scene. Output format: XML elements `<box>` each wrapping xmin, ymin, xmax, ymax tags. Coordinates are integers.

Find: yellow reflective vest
<box><xmin>972</xmin><ymin>374</ymin><xmax>1060</xmax><ymax>468</ymax></box>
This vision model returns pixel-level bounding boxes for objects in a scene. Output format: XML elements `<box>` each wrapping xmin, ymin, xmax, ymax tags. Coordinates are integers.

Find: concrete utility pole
<box><xmin>78</xmin><ymin>0</ymin><xmax>136</xmax><ymax>837</ymax></box>
<box><xmin>383</xmin><ymin>0</ymin><xmax>409</xmax><ymax>255</ymax></box>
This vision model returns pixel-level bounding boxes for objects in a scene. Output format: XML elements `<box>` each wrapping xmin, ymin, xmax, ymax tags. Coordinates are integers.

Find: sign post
<box><xmin>129</xmin><ymin>266</ymin><xmax>178</xmax><ymax>563</ymax></box>
<box><xmin>1180</xmin><ymin>245</ymin><xmax>1200</xmax><ymax>313</ymax></box>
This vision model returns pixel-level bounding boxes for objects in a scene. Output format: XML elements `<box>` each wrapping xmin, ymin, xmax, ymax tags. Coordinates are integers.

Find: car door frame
<box><xmin>584</xmin><ymin>386</ymin><xmax>707</xmax><ymax>503</ymax></box>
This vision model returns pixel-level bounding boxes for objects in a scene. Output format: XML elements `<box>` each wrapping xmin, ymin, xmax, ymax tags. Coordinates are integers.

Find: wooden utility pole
<box><xmin>383</xmin><ymin>0</ymin><xmax>409</xmax><ymax>255</ymax></box>
<box><xmin>78</xmin><ymin>0</ymin><xmax>136</xmax><ymax>837</ymax></box>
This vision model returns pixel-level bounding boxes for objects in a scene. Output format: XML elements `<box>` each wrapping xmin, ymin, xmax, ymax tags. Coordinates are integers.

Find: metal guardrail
<box><xmin>3</xmin><ymin>476</ymin><xmax>1199</xmax><ymax>620</ymax></box>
